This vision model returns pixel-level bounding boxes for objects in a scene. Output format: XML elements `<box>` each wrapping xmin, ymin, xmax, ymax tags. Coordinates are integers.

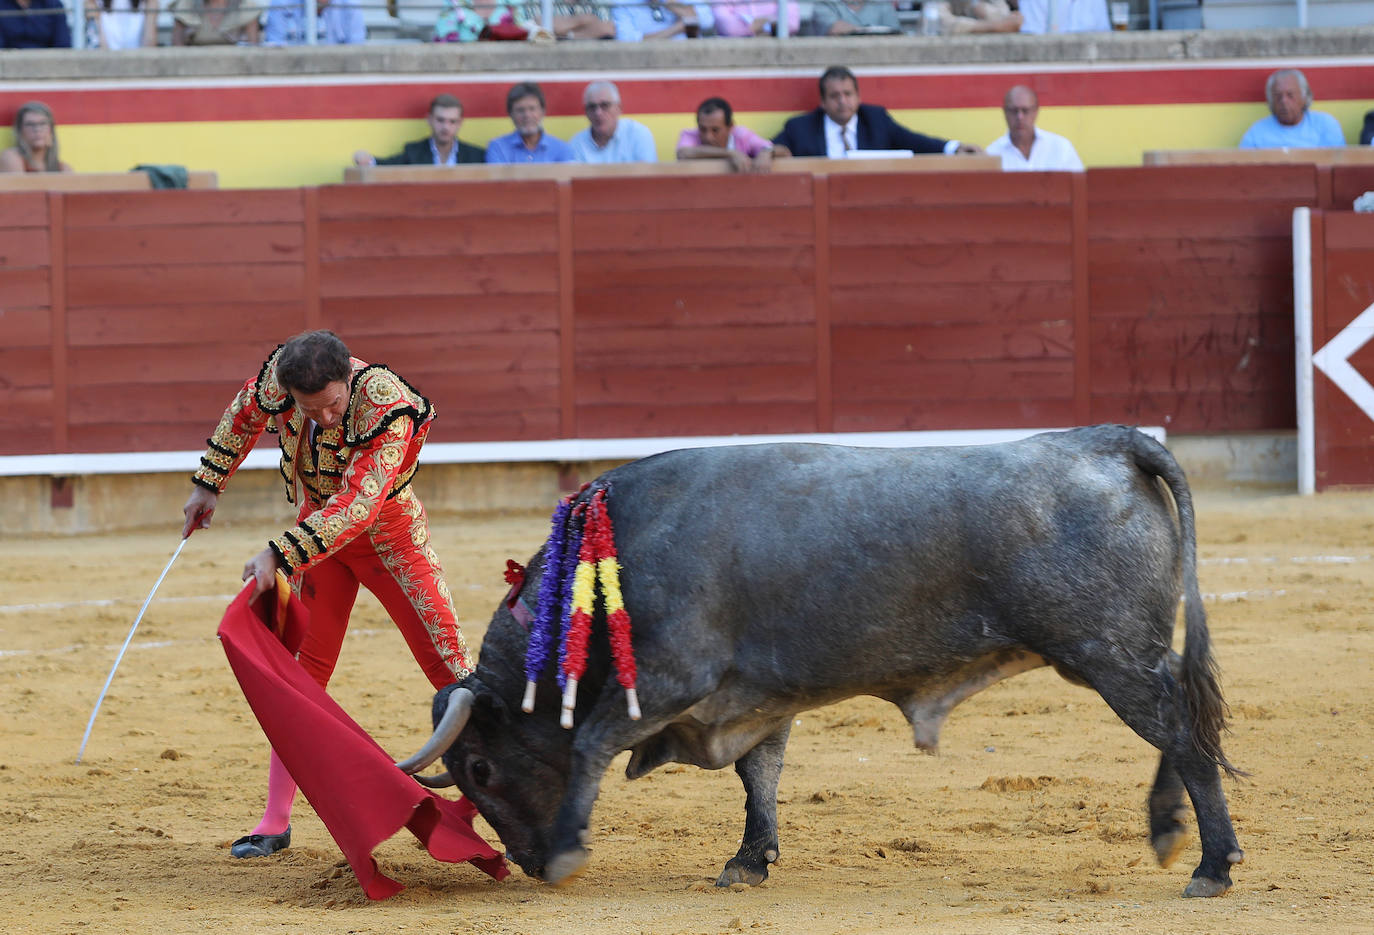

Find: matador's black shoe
<box><xmin>230</xmin><ymin>826</ymin><xmax>291</xmax><ymax>859</ymax></box>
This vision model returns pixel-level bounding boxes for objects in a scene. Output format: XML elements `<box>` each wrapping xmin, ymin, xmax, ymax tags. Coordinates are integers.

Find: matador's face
<box><xmin>292</xmin><ymin>381</ymin><xmax>350</xmax><ymax>430</ymax></box>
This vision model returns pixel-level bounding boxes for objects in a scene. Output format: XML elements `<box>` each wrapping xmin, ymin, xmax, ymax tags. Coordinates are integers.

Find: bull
<box><xmin>398</xmin><ymin>425</ymin><xmax>1244</xmax><ymax>897</ymax></box>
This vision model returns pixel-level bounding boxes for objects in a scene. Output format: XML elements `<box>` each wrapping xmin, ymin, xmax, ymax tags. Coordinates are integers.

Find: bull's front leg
<box><xmin>717</xmin><ymin>721</ymin><xmax>791</xmax><ymax>886</ymax></box>
<box><xmin>543</xmin><ymin>739</ymin><xmax>620</xmax><ymax>886</ymax></box>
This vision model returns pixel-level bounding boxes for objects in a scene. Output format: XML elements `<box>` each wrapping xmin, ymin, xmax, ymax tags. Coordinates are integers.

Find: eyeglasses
<box><xmin>21</xmin><ymin>120</ymin><xmax>51</xmax><ymax>130</ymax></box>
<box><xmin>585</xmin><ymin>101</ymin><xmax>617</xmax><ymax>112</ymax></box>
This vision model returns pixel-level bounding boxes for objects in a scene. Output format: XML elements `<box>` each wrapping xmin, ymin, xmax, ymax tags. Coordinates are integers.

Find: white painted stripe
<box><xmin>0</xmin><ymin>427</ymin><xmax>1165</xmax><ymax>478</ymax></box>
<box><xmin>1200</xmin><ymin>554</ymin><xmax>1370</xmax><ymax>566</ymax></box>
<box><xmin>1201</xmin><ymin>589</ymin><xmax>1288</xmax><ymax>602</ymax></box>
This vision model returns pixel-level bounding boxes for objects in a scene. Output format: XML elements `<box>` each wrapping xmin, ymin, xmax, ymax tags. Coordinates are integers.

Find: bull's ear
<box><xmin>474</xmin><ymin>688</ymin><xmax>510</xmax><ymax>725</ymax></box>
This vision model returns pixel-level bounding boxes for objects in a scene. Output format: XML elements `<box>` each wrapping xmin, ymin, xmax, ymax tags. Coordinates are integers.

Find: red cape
<box><xmin>216</xmin><ymin>584</ymin><xmax>508</xmax><ymax>899</ymax></box>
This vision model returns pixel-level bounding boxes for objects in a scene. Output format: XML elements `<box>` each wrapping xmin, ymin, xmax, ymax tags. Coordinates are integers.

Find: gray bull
<box><xmin>399</xmin><ymin>425</ymin><xmax>1244</xmax><ymax>897</ymax></box>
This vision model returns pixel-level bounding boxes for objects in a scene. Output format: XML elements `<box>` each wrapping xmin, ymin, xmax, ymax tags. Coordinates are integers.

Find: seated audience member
<box><xmin>1018</xmin><ymin>0</ymin><xmax>1108</xmax><ymax>33</ymax></box>
<box><xmin>936</xmin><ymin>0</ymin><xmax>1021</xmax><ymax>32</ymax></box>
<box><xmin>1239</xmin><ymin>69</ymin><xmax>1345</xmax><ymax>150</ymax></box>
<box><xmin>676</xmin><ymin>97</ymin><xmax>774</xmax><ymax>173</ymax></box>
<box><xmin>0</xmin><ymin>101</ymin><xmax>72</xmax><ymax>173</ymax></box>
<box><xmin>570</xmin><ymin>81</ymin><xmax>659</xmax><ymax>164</ymax></box>
<box><xmin>0</xmin><ymin>0</ymin><xmax>73</xmax><ymax>47</ymax></box>
<box><xmin>611</xmin><ymin>0</ymin><xmax>714</xmax><ymax>40</ymax></box>
<box><xmin>353</xmin><ymin>94</ymin><xmax>486</xmax><ymax>167</ymax></box>
<box><xmin>1362</xmin><ymin>110</ymin><xmax>1374</xmax><ymax>146</ymax></box>
<box><xmin>486</xmin><ymin>82</ymin><xmax>575</xmax><ymax>164</ymax></box>
<box><xmin>712</xmin><ymin>0</ymin><xmax>798</xmax><ymax>35</ymax></box>
<box><xmin>263</xmin><ymin>0</ymin><xmax>365</xmax><ymax>44</ymax></box>
<box><xmin>169</xmin><ymin>0</ymin><xmax>260</xmax><ymax>44</ymax></box>
<box><xmin>986</xmin><ymin>85</ymin><xmax>1083</xmax><ymax>171</ymax></box>
<box><xmin>434</xmin><ymin>0</ymin><xmax>613</xmax><ymax>40</ymax></box>
<box><xmin>773</xmin><ymin>66</ymin><xmax>979</xmax><ymax>159</ymax></box>
<box><xmin>811</xmin><ymin>0</ymin><xmax>900</xmax><ymax>35</ymax></box>
<box><xmin>85</xmin><ymin>0</ymin><xmax>159</xmax><ymax>48</ymax></box>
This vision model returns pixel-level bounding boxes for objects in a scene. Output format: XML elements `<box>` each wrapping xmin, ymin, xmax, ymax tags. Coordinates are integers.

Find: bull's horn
<box><xmin>411</xmin><ymin>770</ymin><xmax>456</xmax><ymax>788</ymax></box>
<box><xmin>396</xmin><ymin>686</ymin><xmax>474</xmax><ymax>775</ymax></box>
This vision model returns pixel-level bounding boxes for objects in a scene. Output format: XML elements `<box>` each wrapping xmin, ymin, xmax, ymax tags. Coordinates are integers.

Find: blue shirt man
<box><xmin>263</xmin><ymin>0</ymin><xmax>366</xmax><ymax>44</ymax></box>
<box><xmin>485</xmin><ymin>82</ymin><xmax>576</xmax><ymax>164</ymax></box>
<box><xmin>569</xmin><ymin>81</ymin><xmax>659</xmax><ymax>164</ymax></box>
<box><xmin>610</xmin><ymin>0</ymin><xmax>714</xmax><ymax>40</ymax></box>
<box><xmin>1239</xmin><ymin>69</ymin><xmax>1345</xmax><ymax>150</ymax></box>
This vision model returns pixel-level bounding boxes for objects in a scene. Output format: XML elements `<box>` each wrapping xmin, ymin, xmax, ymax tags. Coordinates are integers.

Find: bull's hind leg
<box><xmin>717</xmin><ymin>721</ymin><xmax>792</xmax><ymax>886</ymax></box>
<box><xmin>1075</xmin><ymin>659</ymin><xmax>1243</xmax><ymax>897</ymax></box>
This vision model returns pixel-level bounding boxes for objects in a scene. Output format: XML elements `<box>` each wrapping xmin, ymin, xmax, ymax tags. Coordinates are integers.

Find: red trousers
<box><xmin>292</xmin><ymin>488</ymin><xmax>470</xmax><ymax>691</ymax></box>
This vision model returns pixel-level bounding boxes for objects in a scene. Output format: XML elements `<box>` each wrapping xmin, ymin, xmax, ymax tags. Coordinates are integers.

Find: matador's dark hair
<box><xmin>277</xmin><ymin>330</ymin><xmax>352</xmax><ymax>394</ymax></box>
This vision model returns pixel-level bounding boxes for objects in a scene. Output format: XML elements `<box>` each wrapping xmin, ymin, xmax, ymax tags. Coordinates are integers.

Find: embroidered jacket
<box><xmin>192</xmin><ymin>346</ymin><xmax>435</xmax><ymax>576</ymax></box>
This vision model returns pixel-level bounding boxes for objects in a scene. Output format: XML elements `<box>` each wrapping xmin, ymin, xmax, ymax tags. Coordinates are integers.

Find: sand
<box><xmin>2</xmin><ymin>487</ymin><xmax>1371</xmax><ymax>934</ymax></box>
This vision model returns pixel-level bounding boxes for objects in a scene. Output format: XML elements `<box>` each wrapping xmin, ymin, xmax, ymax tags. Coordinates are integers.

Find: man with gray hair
<box><xmin>1239</xmin><ymin>69</ymin><xmax>1345</xmax><ymax>149</ymax></box>
<box><xmin>570</xmin><ymin>81</ymin><xmax>659</xmax><ymax>163</ymax></box>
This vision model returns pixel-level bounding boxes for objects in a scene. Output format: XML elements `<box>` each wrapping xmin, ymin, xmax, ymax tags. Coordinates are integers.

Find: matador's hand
<box><xmin>182</xmin><ymin>486</ymin><xmax>218</xmax><ymax>539</ymax></box>
<box><xmin>243</xmin><ymin>547</ymin><xmax>284</xmax><ymax>600</ymax></box>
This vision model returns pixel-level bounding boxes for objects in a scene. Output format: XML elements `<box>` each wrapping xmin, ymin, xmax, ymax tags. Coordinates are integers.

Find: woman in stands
<box><xmin>0</xmin><ymin>102</ymin><xmax>73</xmax><ymax>173</ymax></box>
<box><xmin>85</xmin><ymin>0</ymin><xmax>160</xmax><ymax>48</ymax></box>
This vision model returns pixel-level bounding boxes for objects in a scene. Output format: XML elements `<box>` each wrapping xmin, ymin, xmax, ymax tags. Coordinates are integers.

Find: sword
<box><xmin>75</xmin><ymin>534</ymin><xmax>193</xmax><ymax>764</ymax></box>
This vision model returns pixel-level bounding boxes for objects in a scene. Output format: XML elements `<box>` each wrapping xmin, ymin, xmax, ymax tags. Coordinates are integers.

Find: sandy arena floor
<box><xmin>1</xmin><ymin>487</ymin><xmax>1371</xmax><ymax>934</ymax></box>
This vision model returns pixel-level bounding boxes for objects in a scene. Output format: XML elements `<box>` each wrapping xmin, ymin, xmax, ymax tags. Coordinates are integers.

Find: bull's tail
<box><xmin>1128</xmin><ymin>430</ymin><xmax>1244</xmax><ymax>780</ymax></box>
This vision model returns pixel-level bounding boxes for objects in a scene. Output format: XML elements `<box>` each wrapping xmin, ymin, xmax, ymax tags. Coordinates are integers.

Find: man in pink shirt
<box><xmin>675</xmin><ymin>97</ymin><xmax>775</xmax><ymax>173</ymax></box>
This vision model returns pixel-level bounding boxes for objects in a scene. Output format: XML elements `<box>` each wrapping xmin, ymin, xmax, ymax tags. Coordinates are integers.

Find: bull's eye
<box><xmin>470</xmin><ymin>757</ymin><xmax>492</xmax><ymax>788</ymax></box>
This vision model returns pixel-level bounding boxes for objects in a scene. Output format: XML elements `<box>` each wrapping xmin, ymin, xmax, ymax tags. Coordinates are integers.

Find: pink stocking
<box><xmin>251</xmin><ymin>747</ymin><xmax>297</xmax><ymax>836</ymax></box>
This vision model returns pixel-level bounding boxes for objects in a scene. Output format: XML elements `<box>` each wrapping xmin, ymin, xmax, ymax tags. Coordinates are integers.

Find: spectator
<box><xmin>1239</xmin><ymin>69</ymin><xmax>1345</xmax><ymax>150</ymax></box>
<box><xmin>169</xmin><ymin>0</ymin><xmax>260</xmax><ymax>44</ymax></box>
<box><xmin>263</xmin><ymin>0</ymin><xmax>365</xmax><ymax>44</ymax></box>
<box><xmin>676</xmin><ymin>97</ymin><xmax>774</xmax><ymax>173</ymax></box>
<box><xmin>985</xmin><ymin>85</ymin><xmax>1084</xmax><ymax>171</ymax></box>
<box><xmin>0</xmin><ymin>0</ymin><xmax>72</xmax><ymax>47</ymax></box>
<box><xmin>570</xmin><ymin>81</ymin><xmax>659</xmax><ymax>164</ymax></box>
<box><xmin>610</xmin><ymin>0</ymin><xmax>713</xmax><ymax>40</ymax></box>
<box><xmin>486</xmin><ymin>82</ymin><xmax>575</xmax><ymax>164</ymax></box>
<box><xmin>353</xmin><ymin>93</ymin><xmax>485</xmax><ymax>168</ymax></box>
<box><xmin>1362</xmin><ymin>110</ymin><xmax>1374</xmax><ymax>146</ymax></box>
<box><xmin>84</xmin><ymin>0</ymin><xmax>159</xmax><ymax>48</ymax></box>
<box><xmin>811</xmin><ymin>0</ymin><xmax>900</xmax><ymax>36</ymax></box>
<box><xmin>0</xmin><ymin>101</ymin><xmax>73</xmax><ymax>173</ymax></box>
<box><xmin>712</xmin><ymin>0</ymin><xmax>798</xmax><ymax>35</ymax></box>
<box><xmin>1018</xmin><ymin>0</ymin><xmax>1108</xmax><ymax>33</ymax></box>
<box><xmin>772</xmin><ymin>66</ymin><xmax>979</xmax><ymax>159</ymax></box>
<box><xmin>935</xmin><ymin>0</ymin><xmax>1022</xmax><ymax>33</ymax></box>
<box><xmin>434</xmin><ymin>0</ymin><xmax>613</xmax><ymax>41</ymax></box>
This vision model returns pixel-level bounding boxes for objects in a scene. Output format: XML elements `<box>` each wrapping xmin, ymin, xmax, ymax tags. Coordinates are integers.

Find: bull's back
<box><xmin>600</xmin><ymin>427</ymin><xmax>1183</xmax><ymax>700</ymax></box>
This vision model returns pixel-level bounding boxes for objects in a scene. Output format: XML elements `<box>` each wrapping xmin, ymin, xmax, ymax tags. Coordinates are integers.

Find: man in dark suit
<box><xmin>352</xmin><ymin>93</ymin><xmax>485</xmax><ymax>168</ymax></box>
<box><xmin>772</xmin><ymin>66</ymin><xmax>980</xmax><ymax>159</ymax></box>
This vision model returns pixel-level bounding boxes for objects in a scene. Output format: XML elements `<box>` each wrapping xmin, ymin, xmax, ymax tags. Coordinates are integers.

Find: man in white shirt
<box><xmin>1018</xmin><ymin>0</ymin><xmax>1108</xmax><ymax>33</ymax></box>
<box><xmin>569</xmin><ymin>81</ymin><xmax>659</xmax><ymax>164</ymax></box>
<box><xmin>986</xmin><ymin>85</ymin><xmax>1084</xmax><ymax>172</ymax></box>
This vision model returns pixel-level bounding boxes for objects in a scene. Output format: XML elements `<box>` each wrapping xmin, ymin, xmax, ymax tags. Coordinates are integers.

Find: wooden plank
<box><xmin>1321</xmin><ymin>252</ymin><xmax>1374</xmax><ymax>318</ymax></box>
<box><xmin>1321</xmin><ymin>213</ymin><xmax>1374</xmax><ymax>251</ymax></box>
<box><xmin>1320</xmin><ymin>444</ymin><xmax>1374</xmax><ymax>488</ymax></box>
<box><xmin>573</xmin><ymin>247</ymin><xmax>814</xmax><ymax>290</ymax></box>
<box><xmin>320</xmin><ymin>215</ymin><xmax>558</xmax><ymax>259</ymax></box>
<box><xmin>0</xmin><ymin>172</ymin><xmax>149</xmax><ymax>192</ymax></box>
<box><xmin>0</xmin><ymin>267</ymin><xmax>50</xmax><ymax>308</ymax></box>
<box><xmin>63</xmin><ymin>190</ymin><xmax>304</xmax><ymax>228</ymax></box>
<box><xmin>66</xmin><ymin>381</ymin><xmax>251</xmax><ymax>426</ymax></box>
<box><xmin>319</xmin><ymin>253</ymin><xmax>557</xmax><ymax>298</ymax></box>
<box><xmin>345</xmin><ymin>161</ymin><xmax>727</xmax><ymax>185</ymax></box>
<box><xmin>0</xmin><ymin>346</ymin><xmax>52</xmax><ymax>387</ymax></box>
<box><xmin>828</xmin><ymin>170</ymin><xmax>1072</xmax><ymax>208</ymax></box>
<box><xmin>830</xmin><ymin>243</ymin><xmax>1071</xmax><ymax>286</ymax></box>
<box><xmin>1087</xmin><ymin>238</ymin><xmax>1292</xmax><ymax>280</ymax></box>
<box><xmin>1089</xmin><ymin>314</ymin><xmax>1293</xmax><ymax>393</ymax></box>
<box><xmin>1144</xmin><ymin>148</ymin><xmax>1374</xmax><ymax>167</ymax></box>
<box><xmin>303</xmin><ymin>187</ymin><xmax>320</xmax><ymax>331</ymax></box>
<box><xmin>832</xmin><ymin>397</ymin><xmax>1076</xmax><ymax>433</ymax></box>
<box><xmin>67</xmin><ymin>421</ymin><xmax>211</xmax><ymax>453</ymax></box>
<box><xmin>832</xmin><ymin>359</ymin><xmax>1073</xmax><ymax>401</ymax></box>
<box><xmin>832</xmin><ymin>321</ymin><xmax>1074</xmax><ymax>362</ymax></box>
<box><xmin>571</xmin><ymin>174</ymin><xmax>813</xmax><ymax>213</ymax></box>
<box><xmin>64</xmin><ymin>223</ymin><xmax>305</xmax><ymax>267</ymax></box>
<box><xmin>425</xmin><ymin>406</ymin><xmax>562</xmax><ymax>443</ymax></box>
<box><xmin>322</xmin><ymin>294</ymin><xmax>560</xmax><ymax>336</ymax></box>
<box><xmin>1088</xmin><ymin>390</ymin><xmax>1292</xmax><ymax>433</ymax></box>
<box><xmin>574</xmin><ymin>363</ymin><xmax>816</xmax><ymax>406</ymax></box>
<box><xmin>1088</xmin><ymin>166</ymin><xmax>1318</xmax><ymax>203</ymax></box>
<box><xmin>831</xmin><ymin>282</ymin><xmax>1074</xmax><ymax>326</ymax></box>
<box><xmin>66</xmin><ymin>341</ymin><xmax>279</xmax><ymax>385</ymax></box>
<box><xmin>0</xmin><ymin>388</ymin><xmax>54</xmax><ymax>453</ymax></box>
<box><xmin>558</xmin><ymin>179</ymin><xmax>575</xmax><ymax>438</ymax></box>
<box><xmin>1086</xmin><ymin>201</ymin><xmax>1301</xmax><ymax>240</ymax></box>
<box><xmin>571</xmin><ymin>207</ymin><xmax>814</xmax><ymax>251</ymax></box>
<box><xmin>401</xmin><ymin>369</ymin><xmax>562</xmax><ymax>411</ymax></box>
<box><xmin>1071</xmin><ymin>171</ymin><xmax>1090</xmax><ymax>425</ymax></box>
<box><xmin>0</xmin><ymin>228</ymin><xmax>51</xmax><ymax>267</ymax></box>
<box><xmin>576</xmin><ymin>284</ymin><xmax>815</xmax><ymax>330</ymax></box>
<box><xmin>574</xmin><ymin>324</ymin><xmax>814</xmax><ymax>369</ymax></box>
<box><xmin>0</xmin><ymin>306</ymin><xmax>51</xmax><ymax>345</ymax></box>
<box><xmin>48</xmin><ymin>192</ymin><xmax>66</xmax><ymax>452</ymax></box>
<box><xmin>0</xmin><ymin>192</ymin><xmax>49</xmax><ymax>227</ymax></box>
<box><xmin>775</xmin><ymin>155</ymin><xmax>1000</xmax><ymax>175</ymax></box>
<box><xmin>1088</xmin><ymin>276</ymin><xmax>1293</xmax><ymax>319</ymax></box>
<box><xmin>67</xmin><ymin>306</ymin><xmax>303</xmax><ymax>346</ymax></box>
<box><xmin>573</xmin><ymin>402</ymin><xmax>818</xmax><ymax>438</ymax></box>
<box><xmin>344</xmin><ymin>331</ymin><xmax>560</xmax><ymax>376</ymax></box>
<box><xmin>829</xmin><ymin>204</ymin><xmax>1073</xmax><ymax>247</ymax></box>
<box><xmin>813</xmin><ymin>174</ymin><xmax>831</xmax><ymax>433</ymax></box>
<box><xmin>1329</xmin><ymin>166</ymin><xmax>1374</xmax><ymax>209</ymax></box>
<box><xmin>319</xmin><ymin>181</ymin><xmax>559</xmax><ymax>219</ymax></box>
<box><xmin>65</xmin><ymin>263</ymin><xmax>305</xmax><ymax>305</ymax></box>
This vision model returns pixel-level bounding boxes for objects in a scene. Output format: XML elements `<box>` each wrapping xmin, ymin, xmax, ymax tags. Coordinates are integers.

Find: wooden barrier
<box><xmin>1144</xmin><ymin>149</ymin><xmax>1374</xmax><ymax>167</ymax></box>
<box><xmin>0</xmin><ymin>164</ymin><xmax>1342</xmax><ymax>458</ymax></box>
<box><xmin>0</xmin><ymin>171</ymin><xmax>219</xmax><ymax>191</ymax></box>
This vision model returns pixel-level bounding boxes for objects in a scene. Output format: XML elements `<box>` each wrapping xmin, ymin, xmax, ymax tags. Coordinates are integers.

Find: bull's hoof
<box><xmin>1151</xmin><ymin>828</ymin><xmax>1189</xmax><ymax>869</ymax></box>
<box><xmin>715</xmin><ymin>858</ymin><xmax>769</xmax><ymax>887</ymax></box>
<box><xmin>1182</xmin><ymin>875</ymin><xmax>1231</xmax><ymax>898</ymax></box>
<box><xmin>544</xmin><ymin>848</ymin><xmax>589</xmax><ymax>887</ymax></box>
